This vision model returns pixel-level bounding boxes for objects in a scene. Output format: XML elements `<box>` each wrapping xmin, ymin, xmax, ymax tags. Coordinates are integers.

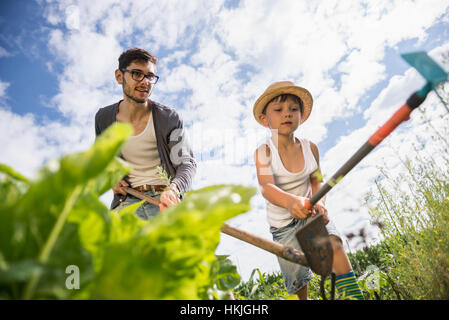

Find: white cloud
<box><xmin>217</xmin><ymin>0</ymin><xmax>449</xmax><ymax>120</ymax></box>
<box><xmin>0</xmin><ymin>46</ymin><xmax>11</xmax><ymax>58</ymax></box>
<box><xmin>320</xmin><ymin>42</ymin><xmax>449</xmax><ymax>250</ymax></box>
<box><xmin>46</xmin><ymin>28</ymin><xmax>123</xmax><ymax>124</ymax></box>
<box><xmin>0</xmin><ymin>80</ymin><xmax>10</xmax><ymax>99</ymax></box>
<box><xmin>0</xmin><ymin>108</ymin><xmax>80</xmax><ymax>178</ymax></box>
<box><xmin>0</xmin><ymin>78</ymin><xmax>91</xmax><ymax>177</ymax></box>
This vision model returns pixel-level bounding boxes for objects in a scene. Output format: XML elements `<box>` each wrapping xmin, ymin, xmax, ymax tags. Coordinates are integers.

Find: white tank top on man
<box><xmin>121</xmin><ymin>112</ymin><xmax>167</xmax><ymax>187</ymax></box>
<box><xmin>264</xmin><ymin>136</ymin><xmax>319</xmax><ymax>228</ymax></box>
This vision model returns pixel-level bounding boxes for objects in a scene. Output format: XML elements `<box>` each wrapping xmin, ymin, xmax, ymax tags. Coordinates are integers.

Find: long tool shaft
<box><xmin>305</xmin><ymin>90</ymin><xmax>428</xmax><ymax>209</ymax></box>
<box><xmin>122</xmin><ymin>186</ymin><xmax>161</xmax><ymax>206</ymax></box>
<box><xmin>221</xmin><ymin>224</ymin><xmax>309</xmax><ymax>266</ymax></box>
<box><xmin>122</xmin><ymin>187</ymin><xmax>309</xmax><ymax>267</ymax></box>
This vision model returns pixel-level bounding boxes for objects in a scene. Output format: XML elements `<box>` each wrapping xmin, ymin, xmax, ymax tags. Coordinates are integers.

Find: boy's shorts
<box><xmin>270</xmin><ymin>217</ymin><xmax>341</xmax><ymax>295</ymax></box>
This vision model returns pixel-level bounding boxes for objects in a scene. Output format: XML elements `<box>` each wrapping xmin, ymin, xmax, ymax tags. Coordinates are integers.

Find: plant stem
<box><xmin>22</xmin><ymin>185</ymin><xmax>82</xmax><ymax>300</ymax></box>
<box><xmin>375</xmin><ymin>180</ymin><xmax>401</xmax><ymax>236</ymax></box>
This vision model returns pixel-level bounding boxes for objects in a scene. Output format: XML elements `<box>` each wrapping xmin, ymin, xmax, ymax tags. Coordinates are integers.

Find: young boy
<box><xmin>253</xmin><ymin>81</ymin><xmax>364</xmax><ymax>300</ymax></box>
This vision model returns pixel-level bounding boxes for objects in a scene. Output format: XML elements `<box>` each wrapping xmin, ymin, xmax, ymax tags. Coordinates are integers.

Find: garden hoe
<box><xmin>122</xmin><ymin>187</ymin><xmax>333</xmax><ymax>277</ymax></box>
<box><xmin>122</xmin><ymin>51</ymin><xmax>448</xmax><ymax>300</ymax></box>
<box><xmin>293</xmin><ymin>51</ymin><xmax>448</xmax><ymax>297</ymax></box>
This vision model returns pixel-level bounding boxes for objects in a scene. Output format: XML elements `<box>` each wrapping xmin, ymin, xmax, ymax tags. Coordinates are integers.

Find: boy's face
<box><xmin>259</xmin><ymin>95</ymin><xmax>302</xmax><ymax>134</ymax></box>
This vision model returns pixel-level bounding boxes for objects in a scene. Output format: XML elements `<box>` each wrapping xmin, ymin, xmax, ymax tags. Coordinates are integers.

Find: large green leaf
<box><xmin>0</xmin><ymin>164</ymin><xmax>30</xmax><ymax>183</ymax></box>
<box><xmin>0</xmin><ymin>164</ymin><xmax>30</xmax><ymax>211</ymax></box>
<box><xmin>0</xmin><ymin>122</ymin><xmax>253</xmax><ymax>300</ymax></box>
<box><xmin>0</xmin><ymin>260</ymin><xmax>43</xmax><ymax>284</ymax></box>
<box><xmin>210</xmin><ymin>255</ymin><xmax>241</xmax><ymax>292</ymax></box>
<box><xmin>0</xmin><ymin>123</ymin><xmax>132</xmax><ymax>299</ymax></box>
<box><xmin>88</xmin><ymin>185</ymin><xmax>256</xmax><ymax>299</ymax></box>
<box><xmin>18</xmin><ymin>123</ymin><xmax>132</xmax><ymax>218</ymax></box>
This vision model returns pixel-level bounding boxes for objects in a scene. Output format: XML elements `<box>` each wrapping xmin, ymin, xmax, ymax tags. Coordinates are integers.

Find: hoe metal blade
<box><xmin>295</xmin><ymin>214</ymin><xmax>333</xmax><ymax>277</ymax></box>
<box><xmin>401</xmin><ymin>51</ymin><xmax>448</xmax><ymax>88</ymax></box>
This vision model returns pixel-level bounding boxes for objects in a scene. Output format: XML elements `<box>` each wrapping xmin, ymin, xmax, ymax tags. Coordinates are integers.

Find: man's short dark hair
<box><xmin>262</xmin><ymin>94</ymin><xmax>304</xmax><ymax>115</ymax></box>
<box><xmin>118</xmin><ymin>48</ymin><xmax>158</xmax><ymax>69</ymax></box>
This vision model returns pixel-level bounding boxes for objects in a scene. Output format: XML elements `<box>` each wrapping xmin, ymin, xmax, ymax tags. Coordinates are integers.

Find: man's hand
<box><xmin>287</xmin><ymin>196</ymin><xmax>311</xmax><ymax>220</ymax></box>
<box><xmin>312</xmin><ymin>202</ymin><xmax>329</xmax><ymax>225</ymax></box>
<box><xmin>159</xmin><ymin>183</ymin><xmax>180</xmax><ymax>211</ymax></box>
<box><xmin>113</xmin><ymin>179</ymin><xmax>129</xmax><ymax>196</ymax></box>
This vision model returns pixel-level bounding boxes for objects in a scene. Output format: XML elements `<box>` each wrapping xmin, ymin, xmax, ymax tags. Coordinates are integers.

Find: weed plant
<box><xmin>364</xmin><ymin>100</ymin><xmax>449</xmax><ymax>299</ymax></box>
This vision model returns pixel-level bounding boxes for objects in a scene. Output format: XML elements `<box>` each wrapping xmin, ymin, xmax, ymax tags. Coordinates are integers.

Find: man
<box><xmin>95</xmin><ymin>48</ymin><xmax>196</xmax><ymax>219</ymax></box>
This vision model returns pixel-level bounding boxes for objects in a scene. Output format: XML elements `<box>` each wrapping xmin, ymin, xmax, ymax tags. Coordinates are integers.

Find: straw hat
<box><xmin>253</xmin><ymin>81</ymin><xmax>313</xmax><ymax>126</ymax></box>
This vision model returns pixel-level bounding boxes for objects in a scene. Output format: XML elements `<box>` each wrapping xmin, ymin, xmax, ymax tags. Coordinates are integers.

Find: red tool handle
<box><xmin>308</xmin><ymin>90</ymin><xmax>428</xmax><ymax>208</ymax></box>
<box><xmin>304</xmin><ymin>198</ymin><xmax>312</xmax><ymax>211</ymax></box>
<box><xmin>368</xmin><ymin>104</ymin><xmax>412</xmax><ymax>146</ymax></box>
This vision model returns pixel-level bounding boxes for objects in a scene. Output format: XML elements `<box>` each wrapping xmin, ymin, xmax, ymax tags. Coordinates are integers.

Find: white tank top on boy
<box><xmin>121</xmin><ymin>112</ymin><xmax>167</xmax><ymax>187</ymax></box>
<box><xmin>264</xmin><ymin>137</ymin><xmax>318</xmax><ymax>229</ymax></box>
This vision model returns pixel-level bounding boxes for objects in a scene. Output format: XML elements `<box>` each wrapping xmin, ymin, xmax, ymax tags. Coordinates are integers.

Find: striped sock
<box><xmin>335</xmin><ymin>271</ymin><xmax>364</xmax><ymax>300</ymax></box>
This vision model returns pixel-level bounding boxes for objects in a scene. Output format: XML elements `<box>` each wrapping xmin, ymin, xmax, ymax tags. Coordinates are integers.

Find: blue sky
<box><xmin>0</xmin><ymin>1</ymin><xmax>58</xmax><ymax>118</ymax></box>
<box><xmin>1</xmin><ymin>0</ymin><xmax>448</xmax><ymax>281</ymax></box>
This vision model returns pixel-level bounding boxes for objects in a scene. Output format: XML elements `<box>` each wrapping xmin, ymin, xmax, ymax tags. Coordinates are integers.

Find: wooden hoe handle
<box><xmin>123</xmin><ymin>186</ymin><xmax>309</xmax><ymax>267</ymax></box>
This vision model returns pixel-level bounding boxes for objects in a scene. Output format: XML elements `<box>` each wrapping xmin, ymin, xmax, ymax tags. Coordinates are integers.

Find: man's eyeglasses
<box><xmin>120</xmin><ymin>68</ymin><xmax>159</xmax><ymax>84</ymax></box>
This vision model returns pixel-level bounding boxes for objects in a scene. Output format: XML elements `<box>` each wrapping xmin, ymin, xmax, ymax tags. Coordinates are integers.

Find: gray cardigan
<box><xmin>95</xmin><ymin>100</ymin><xmax>197</xmax><ymax>209</ymax></box>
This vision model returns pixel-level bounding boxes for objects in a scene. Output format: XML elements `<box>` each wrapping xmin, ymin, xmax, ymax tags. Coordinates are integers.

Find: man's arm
<box><xmin>168</xmin><ymin>119</ymin><xmax>197</xmax><ymax>195</ymax></box>
<box><xmin>158</xmin><ymin>115</ymin><xmax>197</xmax><ymax>210</ymax></box>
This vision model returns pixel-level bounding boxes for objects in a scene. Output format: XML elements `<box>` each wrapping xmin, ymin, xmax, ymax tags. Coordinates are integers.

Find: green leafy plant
<box><xmin>206</xmin><ymin>255</ymin><xmax>241</xmax><ymax>300</ymax></box>
<box><xmin>0</xmin><ymin>123</ymin><xmax>254</xmax><ymax>300</ymax></box>
<box><xmin>234</xmin><ymin>268</ymin><xmax>295</xmax><ymax>300</ymax></box>
<box><xmin>364</xmin><ymin>110</ymin><xmax>449</xmax><ymax>299</ymax></box>
<box><xmin>0</xmin><ymin>123</ymin><xmax>132</xmax><ymax>299</ymax></box>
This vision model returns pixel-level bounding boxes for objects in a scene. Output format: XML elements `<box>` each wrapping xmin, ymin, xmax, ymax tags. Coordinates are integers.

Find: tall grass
<box><xmin>365</xmin><ymin>98</ymin><xmax>449</xmax><ymax>299</ymax></box>
<box><xmin>235</xmin><ymin>71</ymin><xmax>449</xmax><ymax>300</ymax></box>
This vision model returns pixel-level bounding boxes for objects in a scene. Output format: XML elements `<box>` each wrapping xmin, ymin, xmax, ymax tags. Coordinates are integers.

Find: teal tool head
<box><xmin>401</xmin><ymin>51</ymin><xmax>448</xmax><ymax>90</ymax></box>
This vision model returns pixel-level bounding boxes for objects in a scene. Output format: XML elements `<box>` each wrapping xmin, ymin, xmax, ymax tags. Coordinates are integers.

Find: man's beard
<box><xmin>123</xmin><ymin>78</ymin><xmax>147</xmax><ymax>103</ymax></box>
